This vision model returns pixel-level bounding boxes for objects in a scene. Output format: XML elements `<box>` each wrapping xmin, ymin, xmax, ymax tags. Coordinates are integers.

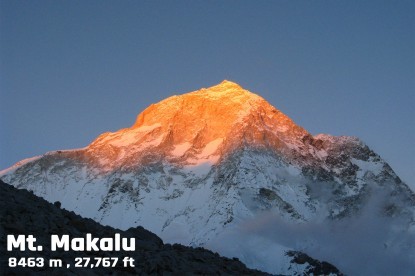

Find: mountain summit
<box><xmin>1</xmin><ymin>81</ymin><xmax>414</xmax><ymax>274</ymax></box>
<box><xmin>85</xmin><ymin>80</ymin><xmax>306</xmax><ymax>171</ymax></box>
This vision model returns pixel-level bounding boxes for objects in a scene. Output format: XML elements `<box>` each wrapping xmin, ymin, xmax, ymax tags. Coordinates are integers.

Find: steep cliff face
<box><xmin>1</xmin><ymin>81</ymin><xmax>414</xmax><ymax>274</ymax></box>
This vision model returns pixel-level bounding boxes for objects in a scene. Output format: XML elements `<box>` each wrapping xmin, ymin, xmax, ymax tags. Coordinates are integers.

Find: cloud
<box><xmin>206</xmin><ymin>188</ymin><xmax>415</xmax><ymax>275</ymax></box>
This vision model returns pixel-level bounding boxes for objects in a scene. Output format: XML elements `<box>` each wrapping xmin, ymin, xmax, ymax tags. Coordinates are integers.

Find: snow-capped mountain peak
<box><xmin>84</xmin><ymin>80</ymin><xmax>307</xmax><ymax>171</ymax></box>
<box><xmin>1</xmin><ymin>81</ymin><xmax>414</xmax><ymax>275</ymax></box>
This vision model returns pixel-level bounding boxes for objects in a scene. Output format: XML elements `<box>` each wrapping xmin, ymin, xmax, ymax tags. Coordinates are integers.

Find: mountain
<box><xmin>1</xmin><ymin>80</ymin><xmax>414</xmax><ymax>274</ymax></box>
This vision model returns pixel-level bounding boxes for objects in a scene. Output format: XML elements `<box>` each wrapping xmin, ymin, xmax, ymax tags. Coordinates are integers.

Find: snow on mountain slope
<box><xmin>1</xmin><ymin>80</ymin><xmax>414</xmax><ymax>274</ymax></box>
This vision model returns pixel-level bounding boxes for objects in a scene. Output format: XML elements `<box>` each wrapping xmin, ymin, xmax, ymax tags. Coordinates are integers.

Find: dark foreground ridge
<box><xmin>0</xmin><ymin>180</ymin><xmax>268</xmax><ymax>275</ymax></box>
<box><xmin>0</xmin><ymin>180</ymin><xmax>342</xmax><ymax>275</ymax></box>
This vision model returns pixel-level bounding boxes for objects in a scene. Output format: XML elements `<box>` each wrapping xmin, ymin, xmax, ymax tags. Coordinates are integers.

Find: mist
<box><xmin>206</xmin><ymin>188</ymin><xmax>415</xmax><ymax>275</ymax></box>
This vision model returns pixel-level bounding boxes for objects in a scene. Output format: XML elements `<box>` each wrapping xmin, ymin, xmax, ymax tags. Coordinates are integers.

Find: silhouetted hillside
<box><xmin>0</xmin><ymin>180</ymin><xmax>268</xmax><ymax>275</ymax></box>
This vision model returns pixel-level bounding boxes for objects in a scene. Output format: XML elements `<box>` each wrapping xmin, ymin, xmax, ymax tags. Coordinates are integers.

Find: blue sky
<box><xmin>1</xmin><ymin>0</ymin><xmax>414</xmax><ymax>188</ymax></box>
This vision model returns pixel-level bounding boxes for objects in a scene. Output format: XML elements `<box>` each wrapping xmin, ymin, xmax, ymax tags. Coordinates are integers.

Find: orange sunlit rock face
<box><xmin>84</xmin><ymin>80</ymin><xmax>309</xmax><ymax>171</ymax></box>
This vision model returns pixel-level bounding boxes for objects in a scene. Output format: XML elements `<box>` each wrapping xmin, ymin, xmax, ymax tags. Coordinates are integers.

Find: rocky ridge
<box><xmin>0</xmin><ymin>179</ymin><xmax>272</xmax><ymax>275</ymax></box>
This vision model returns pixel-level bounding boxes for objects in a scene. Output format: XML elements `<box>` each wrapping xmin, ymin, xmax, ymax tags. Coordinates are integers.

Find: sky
<box><xmin>1</xmin><ymin>0</ymin><xmax>414</xmax><ymax>188</ymax></box>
